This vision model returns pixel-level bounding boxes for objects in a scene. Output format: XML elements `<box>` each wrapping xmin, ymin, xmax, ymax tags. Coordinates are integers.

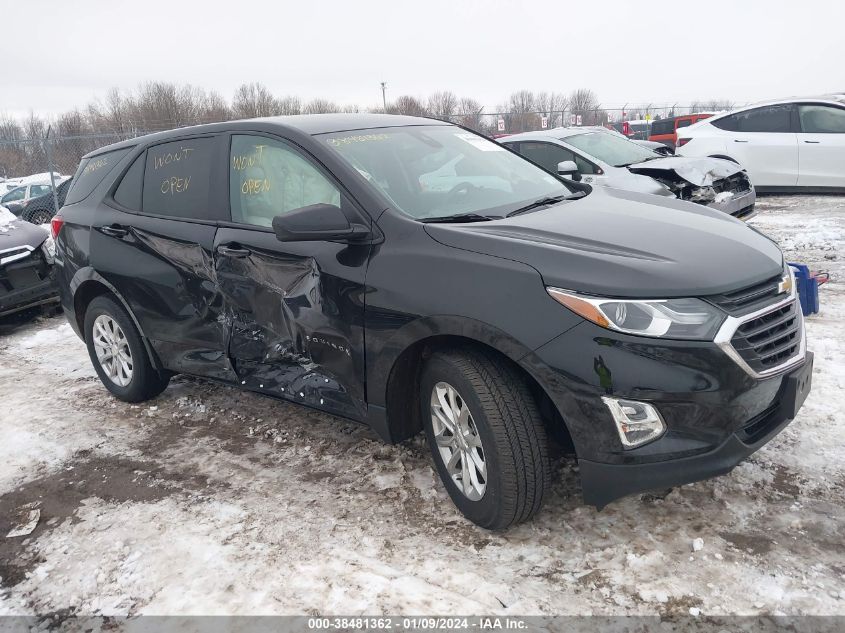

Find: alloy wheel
<box><xmin>92</xmin><ymin>315</ymin><xmax>133</xmax><ymax>387</ymax></box>
<box><xmin>430</xmin><ymin>381</ymin><xmax>487</xmax><ymax>501</ymax></box>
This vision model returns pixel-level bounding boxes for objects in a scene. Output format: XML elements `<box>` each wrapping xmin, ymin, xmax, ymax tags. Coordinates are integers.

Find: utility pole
<box><xmin>380</xmin><ymin>82</ymin><xmax>387</xmax><ymax>111</ymax></box>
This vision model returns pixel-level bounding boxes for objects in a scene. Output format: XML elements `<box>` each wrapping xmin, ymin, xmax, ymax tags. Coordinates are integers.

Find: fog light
<box><xmin>601</xmin><ymin>397</ymin><xmax>666</xmax><ymax>448</ymax></box>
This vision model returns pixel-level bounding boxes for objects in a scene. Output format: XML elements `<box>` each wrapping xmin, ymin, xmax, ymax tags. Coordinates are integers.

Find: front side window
<box><xmin>799</xmin><ymin>104</ymin><xmax>845</xmax><ymax>133</ymax></box>
<box><xmin>30</xmin><ymin>184</ymin><xmax>52</xmax><ymax>197</ymax></box>
<box><xmin>713</xmin><ymin>105</ymin><xmax>793</xmax><ymax>133</ymax></box>
<box><xmin>519</xmin><ymin>141</ymin><xmax>577</xmax><ymax>174</ymax></box>
<box><xmin>229</xmin><ymin>135</ymin><xmax>341</xmax><ymax>228</ymax></box>
<box><xmin>563</xmin><ymin>132</ymin><xmax>657</xmax><ymax>167</ymax></box>
<box><xmin>321</xmin><ymin>126</ymin><xmax>570</xmax><ymax>220</ymax></box>
<box><xmin>142</xmin><ymin>138</ymin><xmax>215</xmax><ymax>219</ymax></box>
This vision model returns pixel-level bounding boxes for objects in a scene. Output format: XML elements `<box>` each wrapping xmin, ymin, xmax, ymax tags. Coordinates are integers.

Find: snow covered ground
<box><xmin>0</xmin><ymin>195</ymin><xmax>843</xmax><ymax>617</ymax></box>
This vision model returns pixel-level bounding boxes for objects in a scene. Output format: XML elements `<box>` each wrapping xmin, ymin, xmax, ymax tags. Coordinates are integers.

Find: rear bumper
<box><xmin>579</xmin><ymin>352</ymin><xmax>812</xmax><ymax>507</ymax></box>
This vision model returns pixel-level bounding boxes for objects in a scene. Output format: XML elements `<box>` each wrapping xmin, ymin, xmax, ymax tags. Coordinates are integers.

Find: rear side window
<box><xmin>676</xmin><ymin>119</ymin><xmax>692</xmax><ymax>129</ymax></box>
<box><xmin>650</xmin><ymin>119</ymin><xmax>673</xmax><ymax>135</ymax></box>
<box><xmin>712</xmin><ymin>105</ymin><xmax>793</xmax><ymax>133</ymax></box>
<box><xmin>142</xmin><ymin>138</ymin><xmax>215</xmax><ymax>219</ymax></box>
<box><xmin>65</xmin><ymin>148</ymin><xmax>131</xmax><ymax>206</ymax></box>
<box><xmin>113</xmin><ymin>152</ymin><xmax>145</xmax><ymax>210</ymax></box>
<box><xmin>798</xmin><ymin>104</ymin><xmax>845</xmax><ymax>133</ymax></box>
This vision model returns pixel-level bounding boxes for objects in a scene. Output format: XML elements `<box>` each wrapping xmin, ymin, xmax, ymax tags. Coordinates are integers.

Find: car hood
<box><xmin>0</xmin><ymin>207</ymin><xmax>48</xmax><ymax>249</ymax></box>
<box><xmin>424</xmin><ymin>187</ymin><xmax>782</xmax><ymax>298</ymax></box>
<box><xmin>626</xmin><ymin>156</ymin><xmax>743</xmax><ymax>186</ymax></box>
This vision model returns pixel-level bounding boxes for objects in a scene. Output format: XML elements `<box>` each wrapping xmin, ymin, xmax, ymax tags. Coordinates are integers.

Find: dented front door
<box><xmin>214</xmin><ymin>134</ymin><xmax>370</xmax><ymax>420</ymax></box>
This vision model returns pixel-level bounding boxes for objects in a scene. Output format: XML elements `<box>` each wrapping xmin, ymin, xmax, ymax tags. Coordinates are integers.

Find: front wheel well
<box><xmin>708</xmin><ymin>154</ymin><xmax>740</xmax><ymax>164</ymax></box>
<box><xmin>384</xmin><ymin>335</ymin><xmax>573</xmax><ymax>452</ymax></box>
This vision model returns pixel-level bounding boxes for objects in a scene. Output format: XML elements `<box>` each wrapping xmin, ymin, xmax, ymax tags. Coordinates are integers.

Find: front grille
<box><xmin>713</xmin><ymin>172</ymin><xmax>752</xmax><ymax>196</ymax></box>
<box><xmin>730</xmin><ymin>301</ymin><xmax>801</xmax><ymax>373</ymax></box>
<box><xmin>708</xmin><ymin>274</ymin><xmax>782</xmax><ymax>316</ymax></box>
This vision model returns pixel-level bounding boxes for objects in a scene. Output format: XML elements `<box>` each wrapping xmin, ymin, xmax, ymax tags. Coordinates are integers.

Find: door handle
<box><xmin>803</xmin><ymin>140</ymin><xmax>820</xmax><ymax>144</ymax></box>
<box><xmin>217</xmin><ymin>245</ymin><xmax>252</xmax><ymax>258</ymax></box>
<box><xmin>100</xmin><ymin>224</ymin><xmax>129</xmax><ymax>238</ymax></box>
<box><xmin>733</xmin><ymin>139</ymin><xmax>749</xmax><ymax>143</ymax></box>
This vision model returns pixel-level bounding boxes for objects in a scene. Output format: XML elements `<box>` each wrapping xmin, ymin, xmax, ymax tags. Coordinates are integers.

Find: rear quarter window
<box><xmin>142</xmin><ymin>138</ymin><xmax>214</xmax><ymax>219</ymax></box>
<box><xmin>65</xmin><ymin>148</ymin><xmax>131</xmax><ymax>206</ymax></box>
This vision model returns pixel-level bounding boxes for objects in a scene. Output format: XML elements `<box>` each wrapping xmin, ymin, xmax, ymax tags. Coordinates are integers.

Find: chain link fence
<box><xmin>444</xmin><ymin>104</ymin><xmax>745</xmax><ymax>138</ymax></box>
<box><xmin>0</xmin><ymin>103</ymin><xmax>743</xmax><ymax>215</ymax></box>
<box><xmin>0</xmin><ymin>129</ymin><xmax>157</xmax><ymax>221</ymax></box>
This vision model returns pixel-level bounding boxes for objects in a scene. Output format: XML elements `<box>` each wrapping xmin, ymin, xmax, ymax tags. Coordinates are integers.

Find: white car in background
<box><xmin>675</xmin><ymin>95</ymin><xmax>845</xmax><ymax>191</ymax></box>
<box><xmin>500</xmin><ymin>128</ymin><xmax>757</xmax><ymax>220</ymax></box>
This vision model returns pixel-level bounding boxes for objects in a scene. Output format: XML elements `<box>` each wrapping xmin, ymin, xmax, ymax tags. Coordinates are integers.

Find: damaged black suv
<box><xmin>52</xmin><ymin>114</ymin><xmax>812</xmax><ymax>529</ymax></box>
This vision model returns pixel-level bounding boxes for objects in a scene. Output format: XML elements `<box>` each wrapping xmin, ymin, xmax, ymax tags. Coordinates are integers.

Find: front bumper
<box><xmin>579</xmin><ymin>353</ymin><xmax>812</xmax><ymax>507</ymax></box>
<box><xmin>524</xmin><ymin>315</ymin><xmax>812</xmax><ymax>508</ymax></box>
<box><xmin>706</xmin><ymin>185</ymin><xmax>756</xmax><ymax>221</ymax></box>
<box><xmin>0</xmin><ymin>248</ymin><xmax>58</xmax><ymax>317</ymax></box>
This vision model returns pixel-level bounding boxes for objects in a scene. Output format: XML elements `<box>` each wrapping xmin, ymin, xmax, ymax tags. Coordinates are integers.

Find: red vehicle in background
<box><xmin>648</xmin><ymin>113</ymin><xmax>714</xmax><ymax>149</ymax></box>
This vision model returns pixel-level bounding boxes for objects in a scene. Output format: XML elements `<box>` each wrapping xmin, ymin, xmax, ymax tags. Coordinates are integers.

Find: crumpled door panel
<box><xmin>214</xmin><ymin>235</ymin><xmax>368</xmax><ymax>421</ymax></box>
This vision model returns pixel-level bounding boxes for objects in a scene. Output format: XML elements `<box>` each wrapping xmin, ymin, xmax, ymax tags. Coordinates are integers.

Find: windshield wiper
<box><xmin>506</xmin><ymin>194</ymin><xmax>571</xmax><ymax>217</ymax></box>
<box><xmin>420</xmin><ymin>213</ymin><xmax>500</xmax><ymax>223</ymax></box>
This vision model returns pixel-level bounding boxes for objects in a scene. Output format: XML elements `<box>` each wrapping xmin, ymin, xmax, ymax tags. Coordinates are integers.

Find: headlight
<box><xmin>547</xmin><ymin>288</ymin><xmax>725</xmax><ymax>340</ymax></box>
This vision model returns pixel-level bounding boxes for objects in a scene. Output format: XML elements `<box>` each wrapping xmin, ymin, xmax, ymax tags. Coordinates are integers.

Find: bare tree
<box><xmin>455</xmin><ymin>97</ymin><xmax>484</xmax><ymax>132</ymax></box>
<box><xmin>277</xmin><ymin>96</ymin><xmax>302</xmax><ymax>115</ymax></box>
<box><xmin>304</xmin><ymin>98</ymin><xmax>339</xmax><ymax>114</ymax></box>
<box><xmin>427</xmin><ymin>91</ymin><xmax>458</xmax><ymax>120</ymax></box>
<box><xmin>389</xmin><ymin>95</ymin><xmax>428</xmax><ymax>117</ymax></box>
<box><xmin>506</xmin><ymin>90</ymin><xmax>539</xmax><ymax>133</ymax></box>
<box><xmin>232</xmin><ymin>82</ymin><xmax>280</xmax><ymax>118</ymax></box>
<box><xmin>535</xmin><ymin>91</ymin><xmax>567</xmax><ymax>128</ymax></box>
<box><xmin>569</xmin><ymin>88</ymin><xmax>603</xmax><ymax>125</ymax></box>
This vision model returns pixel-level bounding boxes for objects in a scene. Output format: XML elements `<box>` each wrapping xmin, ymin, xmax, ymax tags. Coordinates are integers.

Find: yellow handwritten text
<box><xmin>82</xmin><ymin>157</ymin><xmax>109</xmax><ymax>175</ymax></box>
<box><xmin>160</xmin><ymin>176</ymin><xmax>191</xmax><ymax>195</ymax></box>
<box><xmin>241</xmin><ymin>178</ymin><xmax>270</xmax><ymax>195</ymax></box>
<box><xmin>153</xmin><ymin>147</ymin><xmax>194</xmax><ymax>170</ymax></box>
<box><xmin>231</xmin><ymin>145</ymin><xmax>267</xmax><ymax>171</ymax></box>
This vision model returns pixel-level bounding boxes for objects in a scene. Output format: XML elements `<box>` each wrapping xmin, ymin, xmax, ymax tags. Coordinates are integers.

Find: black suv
<box><xmin>52</xmin><ymin>114</ymin><xmax>812</xmax><ymax>529</ymax></box>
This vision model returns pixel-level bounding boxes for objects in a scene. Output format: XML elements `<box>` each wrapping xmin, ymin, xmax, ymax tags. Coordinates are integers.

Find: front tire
<box><xmin>84</xmin><ymin>295</ymin><xmax>169</xmax><ymax>402</ymax></box>
<box><xmin>420</xmin><ymin>348</ymin><xmax>551</xmax><ymax>530</ymax></box>
<box><xmin>25</xmin><ymin>208</ymin><xmax>52</xmax><ymax>225</ymax></box>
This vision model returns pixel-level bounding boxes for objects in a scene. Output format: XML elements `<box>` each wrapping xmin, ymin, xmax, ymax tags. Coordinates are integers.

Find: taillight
<box><xmin>677</xmin><ymin>138</ymin><xmax>691</xmax><ymax>147</ymax></box>
<box><xmin>50</xmin><ymin>214</ymin><xmax>64</xmax><ymax>240</ymax></box>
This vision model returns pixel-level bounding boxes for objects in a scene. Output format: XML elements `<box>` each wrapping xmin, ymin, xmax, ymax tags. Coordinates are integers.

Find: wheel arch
<box><xmin>374</xmin><ymin>319</ymin><xmax>573</xmax><ymax>451</ymax></box>
<box><xmin>708</xmin><ymin>154</ymin><xmax>740</xmax><ymax>164</ymax></box>
<box><xmin>70</xmin><ymin>268</ymin><xmax>164</xmax><ymax>371</ymax></box>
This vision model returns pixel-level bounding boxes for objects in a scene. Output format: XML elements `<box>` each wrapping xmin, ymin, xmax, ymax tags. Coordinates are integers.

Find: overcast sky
<box><xmin>3</xmin><ymin>0</ymin><xmax>843</xmax><ymax>119</ymax></box>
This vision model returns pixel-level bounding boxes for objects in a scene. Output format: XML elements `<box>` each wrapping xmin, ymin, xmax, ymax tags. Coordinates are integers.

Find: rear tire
<box><xmin>420</xmin><ymin>348</ymin><xmax>551</xmax><ymax>530</ymax></box>
<box><xmin>84</xmin><ymin>295</ymin><xmax>169</xmax><ymax>402</ymax></box>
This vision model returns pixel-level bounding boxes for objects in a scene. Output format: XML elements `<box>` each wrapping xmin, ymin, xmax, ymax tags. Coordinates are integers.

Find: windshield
<box><xmin>321</xmin><ymin>125</ymin><xmax>571</xmax><ymax>219</ymax></box>
<box><xmin>563</xmin><ymin>132</ymin><xmax>658</xmax><ymax>167</ymax></box>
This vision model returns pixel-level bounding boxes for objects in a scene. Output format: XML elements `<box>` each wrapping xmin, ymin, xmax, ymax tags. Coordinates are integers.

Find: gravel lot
<box><xmin>0</xmin><ymin>196</ymin><xmax>843</xmax><ymax>617</ymax></box>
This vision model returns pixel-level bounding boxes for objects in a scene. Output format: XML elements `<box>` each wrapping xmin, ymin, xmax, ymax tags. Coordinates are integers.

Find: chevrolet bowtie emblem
<box><xmin>778</xmin><ymin>272</ymin><xmax>794</xmax><ymax>295</ymax></box>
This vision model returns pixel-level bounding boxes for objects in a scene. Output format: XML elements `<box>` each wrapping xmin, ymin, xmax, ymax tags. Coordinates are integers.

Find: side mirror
<box><xmin>272</xmin><ymin>203</ymin><xmax>369</xmax><ymax>243</ymax></box>
<box><xmin>557</xmin><ymin>160</ymin><xmax>581</xmax><ymax>181</ymax></box>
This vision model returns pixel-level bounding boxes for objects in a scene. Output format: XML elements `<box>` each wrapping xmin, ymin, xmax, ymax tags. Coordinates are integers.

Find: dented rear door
<box><xmin>91</xmin><ymin>134</ymin><xmax>236</xmax><ymax>381</ymax></box>
<box><xmin>214</xmin><ymin>134</ymin><xmax>370</xmax><ymax>420</ymax></box>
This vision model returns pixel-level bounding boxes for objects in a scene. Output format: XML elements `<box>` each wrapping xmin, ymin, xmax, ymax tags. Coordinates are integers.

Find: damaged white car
<box><xmin>500</xmin><ymin>128</ymin><xmax>756</xmax><ymax>220</ymax></box>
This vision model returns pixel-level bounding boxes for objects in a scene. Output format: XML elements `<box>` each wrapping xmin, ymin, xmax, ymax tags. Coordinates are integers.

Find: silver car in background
<box><xmin>500</xmin><ymin>128</ymin><xmax>757</xmax><ymax>220</ymax></box>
